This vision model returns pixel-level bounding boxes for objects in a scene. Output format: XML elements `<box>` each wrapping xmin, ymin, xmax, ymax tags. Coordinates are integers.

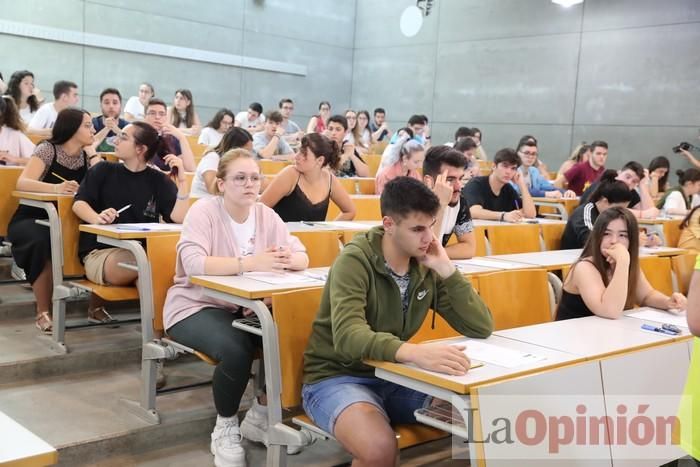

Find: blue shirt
<box><xmin>92</xmin><ymin>115</ymin><xmax>129</xmax><ymax>152</ymax></box>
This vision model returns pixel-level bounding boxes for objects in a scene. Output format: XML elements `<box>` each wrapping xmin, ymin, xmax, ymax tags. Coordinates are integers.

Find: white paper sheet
<box><xmin>626</xmin><ymin>308</ymin><xmax>688</xmax><ymax>328</ymax></box>
<box><xmin>243</xmin><ymin>271</ymin><xmax>322</xmax><ymax>285</ymax></box>
<box><xmin>453</xmin><ymin>258</ymin><xmax>528</xmax><ymax>270</ymax></box>
<box><xmin>452</xmin><ymin>339</ymin><xmax>547</xmax><ymax>368</ymax></box>
<box><xmin>115</xmin><ymin>223</ymin><xmax>182</xmax><ymax>232</ymax></box>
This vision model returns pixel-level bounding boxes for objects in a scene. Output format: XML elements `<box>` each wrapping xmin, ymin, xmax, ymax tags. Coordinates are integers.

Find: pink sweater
<box><xmin>375</xmin><ymin>162</ymin><xmax>421</xmax><ymax>194</ymax></box>
<box><xmin>163</xmin><ymin>196</ymin><xmax>306</xmax><ymax>330</ymax></box>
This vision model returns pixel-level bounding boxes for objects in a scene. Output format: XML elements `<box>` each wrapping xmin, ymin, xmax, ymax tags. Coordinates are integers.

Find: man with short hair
<box><xmin>562</xmin><ymin>140</ymin><xmax>608</xmax><ymax>195</ymax></box>
<box><xmin>253</xmin><ymin>110</ymin><xmax>294</xmax><ymax>160</ymax></box>
<box><xmin>326</xmin><ymin>114</ymin><xmax>369</xmax><ymax>177</ymax></box>
<box><xmin>92</xmin><ymin>88</ymin><xmax>128</xmax><ymax>152</ymax></box>
<box><xmin>143</xmin><ymin>98</ymin><xmax>196</xmax><ymax>171</ymax></box>
<box><xmin>235</xmin><ymin>102</ymin><xmax>265</xmax><ymax>133</ymax></box>
<box><xmin>463</xmin><ymin>148</ymin><xmax>537</xmax><ymax>222</ymax></box>
<box><xmin>302</xmin><ymin>176</ymin><xmax>493</xmax><ymax>466</ymax></box>
<box><xmin>423</xmin><ymin>145</ymin><xmax>476</xmax><ymax>258</ymax></box>
<box><xmin>579</xmin><ymin>161</ymin><xmax>658</xmax><ymax>218</ymax></box>
<box><xmin>28</xmin><ymin>80</ymin><xmax>79</xmax><ymax>133</ymax></box>
<box><xmin>369</xmin><ymin>107</ymin><xmax>389</xmax><ymax>142</ymax></box>
<box><xmin>454</xmin><ymin>137</ymin><xmax>480</xmax><ymax>179</ymax></box>
<box><xmin>278</xmin><ymin>98</ymin><xmax>303</xmax><ymax>145</ymax></box>
<box><xmin>445</xmin><ymin>126</ymin><xmax>474</xmax><ymax>147</ymax></box>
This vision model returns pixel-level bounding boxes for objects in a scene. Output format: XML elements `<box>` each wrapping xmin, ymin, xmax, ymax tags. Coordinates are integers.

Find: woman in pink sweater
<box><xmin>374</xmin><ymin>137</ymin><xmax>425</xmax><ymax>194</ymax></box>
<box><xmin>163</xmin><ymin>148</ymin><xmax>308</xmax><ymax>466</ymax></box>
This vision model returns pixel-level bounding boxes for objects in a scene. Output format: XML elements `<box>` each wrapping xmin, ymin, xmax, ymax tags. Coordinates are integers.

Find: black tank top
<box><xmin>273</xmin><ymin>173</ymin><xmax>332</xmax><ymax>222</ymax></box>
<box><xmin>555</xmin><ymin>289</ymin><xmax>593</xmax><ymax>321</ymax></box>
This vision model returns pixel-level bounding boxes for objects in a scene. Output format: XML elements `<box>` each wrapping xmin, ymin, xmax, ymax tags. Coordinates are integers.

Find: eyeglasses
<box><xmin>146</xmin><ymin>111</ymin><xmax>166</xmax><ymax>117</ymax></box>
<box><xmin>518</xmin><ymin>151</ymin><xmax>538</xmax><ymax>157</ymax></box>
<box><xmin>224</xmin><ymin>174</ymin><xmax>263</xmax><ymax>185</ymax></box>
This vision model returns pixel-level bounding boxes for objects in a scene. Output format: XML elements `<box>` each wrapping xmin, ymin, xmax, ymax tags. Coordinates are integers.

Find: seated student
<box><xmin>453</xmin><ymin>137</ymin><xmax>480</xmax><ymax>180</ymax></box>
<box><xmin>516</xmin><ymin>134</ymin><xmax>550</xmax><ymax>180</ymax></box>
<box><xmin>235</xmin><ymin>102</ymin><xmax>265</xmax><ymax>133</ymax></box>
<box><xmin>462</xmin><ymin>148</ymin><xmax>536</xmax><ymax>222</ymax></box>
<box><xmin>579</xmin><ymin>161</ymin><xmax>658</xmax><ymax>218</ymax></box>
<box><xmin>4</xmin><ymin>70</ymin><xmax>41</xmax><ymax>124</ymax></box>
<box><xmin>445</xmin><ymin>126</ymin><xmax>473</xmax><ymax>148</ymax></box>
<box><xmin>91</xmin><ymin>88</ymin><xmax>128</xmax><ymax>153</ymax></box>
<box><xmin>368</xmin><ymin>107</ymin><xmax>389</xmax><ymax>142</ymax></box>
<box><xmin>7</xmin><ymin>108</ymin><xmax>99</xmax><ymax>332</ymax></box>
<box><xmin>278</xmin><ymin>98</ymin><xmax>303</xmax><ymax>145</ymax></box>
<box><xmin>28</xmin><ymin>80</ymin><xmax>79</xmax><ymax>135</ymax></box>
<box><xmin>560</xmin><ymin>172</ymin><xmax>633</xmax><ymax>250</ymax></box>
<box><xmin>326</xmin><ymin>114</ymin><xmax>369</xmax><ymax>177</ymax></box>
<box><xmin>389</xmin><ymin>114</ymin><xmax>428</xmax><ymax>146</ymax></box>
<box><xmin>557</xmin><ymin>143</ymin><xmax>591</xmax><ymax>180</ymax></box>
<box><xmin>514</xmin><ymin>140</ymin><xmax>576</xmax><ymax>199</ymax></box>
<box><xmin>0</xmin><ymin>96</ymin><xmax>34</xmax><ymax>165</ymax></box>
<box><xmin>472</xmin><ymin>127</ymin><xmax>488</xmax><ymax>161</ymax></box>
<box><xmin>306</xmin><ymin>101</ymin><xmax>331</xmax><ymax>135</ymax></box>
<box><xmin>556</xmin><ymin>207</ymin><xmax>687</xmax><ymax>321</ymax></box>
<box><xmin>344</xmin><ymin>109</ymin><xmax>371</xmax><ymax>155</ymax></box>
<box><xmin>198</xmin><ymin>108</ymin><xmax>234</xmax><ymax>148</ymax></box>
<box><xmin>260</xmin><ymin>133</ymin><xmax>355</xmax><ymax>221</ymax></box>
<box><xmin>678</xmin><ymin>206</ymin><xmax>700</xmax><ymax>254</ymax></box>
<box><xmin>252</xmin><ymin>111</ymin><xmax>294</xmax><ymax>160</ymax></box>
<box><xmin>143</xmin><ymin>98</ymin><xmax>196</xmax><ymax>172</ymax></box>
<box><xmin>378</xmin><ymin>127</ymin><xmax>413</xmax><ymax>172</ymax></box>
<box><xmin>422</xmin><ymin>145</ymin><xmax>476</xmax><ymax>259</ymax></box>
<box><xmin>191</xmin><ymin>127</ymin><xmax>253</xmax><ymax>198</ymax></box>
<box><xmin>657</xmin><ymin>168</ymin><xmax>700</xmax><ymax>216</ymax></box>
<box><xmin>355</xmin><ymin>110</ymin><xmax>373</xmax><ymax>153</ymax></box>
<box><xmin>163</xmin><ymin>149</ymin><xmax>308</xmax><ymax>465</ymax></box>
<box><xmin>302</xmin><ymin>177</ymin><xmax>493</xmax><ymax>466</ymax></box>
<box><xmin>123</xmin><ymin>82</ymin><xmax>154</xmax><ymax>121</ymax></box>
<box><xmin>647</xmin><ymin>155</ymin><xmax>670</xmax><ymax>200</ymax></box>
<box><xmin>561</xmin><ymin>140</ymin><xmax>608</xmax><ymax>195</ymax></box>
<box><xmin>167</xmin><ymin>89</ymin><xmax>201</xmax><ymax>136</ymax></box>
<box><xmin>374</xmin><ymin>136</ymin><xmax>424</xmax><ymax>194</ymax></box>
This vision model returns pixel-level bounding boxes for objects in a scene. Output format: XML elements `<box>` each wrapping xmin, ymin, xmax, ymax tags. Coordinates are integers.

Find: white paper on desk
<box><xmin>321</xmin><ymin>221</ymin><xmax>379</xmax><ymax>229</ymax></box>
<box><xmin>116</xmin><ymin>223</ymin><xmax>181</xmax><ymax>231</ymax></box>
<box><xmin>453</xmin><ymin>340</ymin><xmax>546</xmax><ymax>368</ymax></box>
<box><xmin>627</xmin><ymin>308</ymin><xmax>688</xmax><ymax>328</ymax></box>
<box><xmin>454</xmin><ymin>258</ymin><xmax>526</xmax><ymax>270</ymax></box>
<box><xmin>243</xmin><ymin>271</ymin><xmax>322</xmax><ymax>285</ymax></box>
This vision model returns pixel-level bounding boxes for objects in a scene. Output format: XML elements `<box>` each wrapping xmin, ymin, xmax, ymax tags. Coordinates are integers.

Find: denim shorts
<box><xmin>301</xmin><ymin>375</ymin><xmax>431</xmax><ymax>436</ymax></box>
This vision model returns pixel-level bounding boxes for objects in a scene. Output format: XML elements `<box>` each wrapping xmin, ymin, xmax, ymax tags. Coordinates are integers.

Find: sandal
<box><xmin>35</xmin><ymin>311</ymin><xmax>53</xmax><ymax>334</ymax></box>
<box><xmin>87</xmin><ymin>306</ymin><xmax>116</xmax><ymax>324</ymax></box>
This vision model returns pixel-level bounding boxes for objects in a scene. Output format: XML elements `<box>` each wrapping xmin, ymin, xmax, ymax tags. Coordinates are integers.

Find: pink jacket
<box><xmin>163</xmin><ymin>196</ymin><xmax>306</xmax><ymax>330</ymax></box>
<box><xmin>375</xmin><ymin>162</ymin><xmax>421</xmax><ymax>194</ymax></box>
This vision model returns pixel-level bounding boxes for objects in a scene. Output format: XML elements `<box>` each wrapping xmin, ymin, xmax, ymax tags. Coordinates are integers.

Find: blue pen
<box><xmin>641</xmin><ymin>324</ymin><xmax>679</xmax><ymax>336</ymax></box>
<box><xmin>514</xmin><ymin>199</ymin><xmax>520</xmax><ymax>210</ymax></box>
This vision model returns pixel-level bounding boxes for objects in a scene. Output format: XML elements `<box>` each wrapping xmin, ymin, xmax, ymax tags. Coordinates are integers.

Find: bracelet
<box><xmin>237</xmin><ymin>256</ymin><xmax>244</xmax><ymax>275</ymax></box>
<box><xmin>500</xmin><ymin>212</ymin><xmax>506</xmax><ymax>222</ymax></box>
<box><xmin>176</xmin><ymin>192</ymin><xmax>189</xmax><ymax>200</ymax></box>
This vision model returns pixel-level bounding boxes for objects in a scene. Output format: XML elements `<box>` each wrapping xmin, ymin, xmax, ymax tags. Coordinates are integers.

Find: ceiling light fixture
<box><xmin>400</xmin><ymin>0</ymin><xmax>435</xmax><ymax>38</ymax></box>
<box><xmin>551</xmin><ymin>0</ymin><xmax>583</xmax><ymax>7</ymax></box>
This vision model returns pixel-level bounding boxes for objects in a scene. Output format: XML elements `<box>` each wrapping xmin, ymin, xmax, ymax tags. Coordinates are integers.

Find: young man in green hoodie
<box><xmin>302</xmin><ymin>176</ymin><xmax>493</xmax><ymax>466</ymax></box>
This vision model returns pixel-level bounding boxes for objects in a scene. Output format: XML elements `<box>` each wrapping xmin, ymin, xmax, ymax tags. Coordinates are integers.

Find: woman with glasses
<box><xmin>7</xmin><ymin>108</ymin><xmax>100</xmax><ymax>333</ymax></box>
<box><xmin>72</xmin><ymin>121</ymin><xmax>189</xmax><ymax>322</ymax></box>
<box><xmin>163</xmin><ymin>149</ymin><xmax>309</xmax><ymax>465</ymax></box>
<box><xmin>260</xmin><ymin>133</ymin><xmax>355</xmax><ymax>222</ymax></box>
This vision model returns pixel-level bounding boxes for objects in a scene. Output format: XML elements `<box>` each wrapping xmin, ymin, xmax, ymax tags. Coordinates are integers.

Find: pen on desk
<box><xmin>641</xmin><ymin>324</ymin><xmax>679</xmax><ymax>336</ymax></box>
<box><xmin>301</xmin><ymin>221</ymin><xmax>315</xmax><ymax>227</ymax></box>
<box><xmin>514</xmin><ymin>199</ymin><xmax>520</xmax><ymax>210</ymax></box>
<box><xmin>51</xmin><ymin>172</ymin><xmax>68</xmax><ymax>182</ymax></box>
<box><xmin>116</xmin><ymin>204</ymin><xmax>131</xmax><ymax>215</ymax></box>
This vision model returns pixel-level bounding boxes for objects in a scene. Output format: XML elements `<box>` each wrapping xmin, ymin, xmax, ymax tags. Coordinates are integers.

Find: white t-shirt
<box><xmin>663</xmin><ymin>190</ymin><xmax>688</xmax><ymax>212</ymax></box>
<box><xmin>29</xmin><ymin>103</ymin><xmax>58</xmax><ymax>130</ymax></box>
<box><xmin>440</xmin><ymin>200</ymin><xmax>460</xmax><ymax>237</ymax></box>
<box><xmin>19</xmin><ymin>106</ymin><xmax>36</xmax><ymax>124</ymax></box>
<box><xmin>123</xmin><ymin>96</ymin><xmax>144</xmax><ymax>120</ymax></box>
<box><xmin>235</xmin><ymin>111</ymin><xmax>265</xmax><ymax>130</ymax></box>
<box><xmin>191</xmin><ymin>151</ymin><xmax>220</xmax><ymax>198</ymax></box>
<box><xmin>0</xmin><ymin>126</ymin><xmax>35</xmax><ymax>164</ymax></box>
<box><xmin>198</xmin><ymin>127</ymin><xmax>223</xmax><ymax>147</ymax></box>
<box><xmin>230</xmin><ymin>208</ymin><xmax>257</xmax><ymax>257</ymax></box>
<box><xmin>693</xmin><ymin>194</ymin><xmax>700</xmax><ymax>208</ymax></box>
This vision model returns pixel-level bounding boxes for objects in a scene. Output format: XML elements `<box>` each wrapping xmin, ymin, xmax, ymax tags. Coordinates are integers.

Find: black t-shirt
<box><xmin>580</xmin><ymin>181</ymin><xmax>641</xmax><ymax>208</ymax></box>
<box><xmin>560</xmin><ymin>202</ymin><xmax>600</xmax><ymax>250</ymax></box>
<box><xmin>75</xmin><ymin>162</ymin><xmax>178</xmax><ymax>259</ymax></box>
<box><xmin>441</xmin><ymin>195</ymin><xmax>474</xmax><ymax>246</ymax></box>
<box><xmin>462</xmin><ymin>176</ymin><xmax>522</xmax><ymax>213</ymax></box>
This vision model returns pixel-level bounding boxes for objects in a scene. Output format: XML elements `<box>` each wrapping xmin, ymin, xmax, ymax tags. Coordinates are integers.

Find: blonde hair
<box><xmin>215</xmin><ymin>148</ymin><xmax>259</xmax><ymax>195</ymax></box>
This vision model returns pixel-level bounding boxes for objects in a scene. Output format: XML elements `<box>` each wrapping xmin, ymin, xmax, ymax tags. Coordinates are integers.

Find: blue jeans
<box><xmin>302</xmin><ymin>375</ymin><xmax>431</xmax><ymax>435</ymax></box>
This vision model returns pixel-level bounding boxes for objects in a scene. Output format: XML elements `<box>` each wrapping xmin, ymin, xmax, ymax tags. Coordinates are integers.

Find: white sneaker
<box><xmin>10</xmin><ymin>261</ymin><xmax>26</xmax><ymax>281</ymax></box>
<box><xmin>210</xmin><ymin>415</ymin><xmax>246</xmax><ymax>467</ymax></box>
<box><xmin>0</xmin><ymin>244</ymin><xmax>11</xmax><ymax>257</ymax></box>
<box><xmin>240</xmin><ymin>400</ymin><xmax>304</xmax><ymax>455</ymax></box>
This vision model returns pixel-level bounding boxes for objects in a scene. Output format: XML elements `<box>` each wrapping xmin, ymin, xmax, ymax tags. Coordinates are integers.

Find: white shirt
<box><xmin>191</xmin><ymin>151</ymin><xmax>220</xmax><ymax>198</ymax></box>
<box><xmin>28</xmin><ymin>103</ymin><xmax>58</xmax><ymax>130</ymax></box>
<box><xmin>19</xmin><ymin>106</ymin><xmax>36</xmax><ymax>124</ymax></box>
<box><xmin>663</xmin><ymin>191</ymin><xmax>688</xmax><ymax>212</ymax></box>
<box><xmin>235</xmin><ymin>111</ymin><xmax>265</xmax><ymax>130</ymax></box>
<box><xmin>230</xmin><ymin>208</ymin><xmax>257</xmax><ymax>257</ymax></box>
<box><xmin>198</xmin><ymin>127</ymin><xmax>223</xmax><ymax>147</ymax></box>
<box><xmin>0</xmin><ymin>126</ymin><xmax>35</xmax><ymax>164</ymax></box>
<box><xmin>440</xmin><ymin>200</ymin><xmax>460</xmax><ymax>237</ymax></box>
<box><xmin>123</xmin><ymin>96</ymin><xmax>144</xmax><ymax>120</ymax></box>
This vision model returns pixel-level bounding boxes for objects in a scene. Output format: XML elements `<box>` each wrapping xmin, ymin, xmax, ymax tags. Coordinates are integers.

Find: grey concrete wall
<box><xmin>0</xmin><ymin>0</ymin><xmax>356</xmax><ymax>128</ymax></box>
<box><xmin>351</xmin><ymin>0</ymin><xmax>700</xmax><ymax>171</ymax></box>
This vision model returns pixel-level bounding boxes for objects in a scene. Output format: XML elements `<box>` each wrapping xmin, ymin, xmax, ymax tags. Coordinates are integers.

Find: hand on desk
<box><xmin>56</xmin><ymin>180</ymin><xmax>80</xmax><ymax>195</ymax></box>
<box><xmin>246</xmin><ymin>246</ymin><xmax>292</xmax><ymax>272</ymax></box>
<box><xmin>396</xmin><ymin>341</ymin><xmax>471</xmax><ymax>376</ymax></box>
<box><xmin>666</xmin><ymin>293</ymin><xmax>687</xmax><ymax>312</ymax></box>
<box><xmin>96</xmin><ymin>207</ymin><xmax>118</xmax><ymax>224</ymax></box>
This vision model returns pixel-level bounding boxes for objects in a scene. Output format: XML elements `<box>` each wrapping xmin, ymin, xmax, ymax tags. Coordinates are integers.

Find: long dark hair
<box><xmin>0</xmin><ymin>96</ymin><xmax>25</xmax><ymax>131</ymax></box>
<box><xmin>206</xmin><ymin>108</ymin><xmax>235</xmax><ymax>131</ymax></box>
<box><xmin>170</xmin><ymin>89</ymin><xmax>195</xmax><ymax>128</ymax></box>
<box><xmin>648</xmin><ymin>156</ymin><xmax>670</xmax><ymax>191</ymax></box>
<box><xmin>589</xmin><ymin>170</ymin><xmax>633</xmax><ymax>204</ymax></box>
<box><xmin>579</xmin><ymin>206</ymin><xmax>640</xmax><ymax>309</ymax></box>
<box><xmin>130</xmin><ymin>121</ymin><xmax>171</xmax><ymax>162</ymax></box>
<box><xmin>212</xmin><ymin>127</ymin><xmax>253</xmax><ymax>155</ymax></box>
<box><xmin>48</xmin><ymin>108</ymin><xmax>91</xmax><ymax>145</ymax></box>
<box><xmin>5</xmin><ymin>70</ymin><xmax>39</xmax><ymax>112</ymax></box>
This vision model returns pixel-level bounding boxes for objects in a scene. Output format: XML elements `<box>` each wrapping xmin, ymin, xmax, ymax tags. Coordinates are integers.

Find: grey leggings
<box><xmin>167</xmin><ymin>307</ymin><xmax>261</xmax><ymax>417</ymax></box>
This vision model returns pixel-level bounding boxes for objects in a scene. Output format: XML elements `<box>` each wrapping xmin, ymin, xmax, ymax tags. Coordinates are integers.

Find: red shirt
<box><xmin>564</xmin><ymin>161</ymin><xmax>605</xmax><ymax>195</ymax></box>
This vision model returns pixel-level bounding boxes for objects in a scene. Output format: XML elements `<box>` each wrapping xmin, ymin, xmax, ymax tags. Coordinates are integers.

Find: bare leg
<box><xmin>32</xmin><ymin>261</ymin><xmax>52</xmax><ymax>318</ymax></box>
<box><xmin>102</xmin><ymin>249</ymin><xmax>138</xmax><ymax>286</ymax></box>
<box><xmin>334</xmin><ymin>402</ymin><xmax>398</xmax><ymax>467</ymax></box>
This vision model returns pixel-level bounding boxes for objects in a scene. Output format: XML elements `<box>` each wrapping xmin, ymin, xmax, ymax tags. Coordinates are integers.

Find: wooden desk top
<box><xmin>531</xmin><ymin>197</ymin><xmax>580</xmax><ymax>204</ymax></box>
<box><xmin>286</xmin><ymin>221</ymin><xmax>380</xmax><ymax>233</ymax></box>
<box><xmin>472</xmin><ymin>219</ymin><xmax>566</xmax><ymax>227</ymax></box>
<box><xmin>191</xmin><ymin>268</ymin><xmax>328</xmax><ymax>300</ymax></box>
<box><xmin>11</xmin><ymin>190</ymin><xmax>73</xmax><ymax>202</ymax></box>
<box><xmin>637</xmin><ymin>217</ymin><xmax>684</xmax><ymax>225</ymax></box>
<box><xmin>0</xmin><ymin>411</ymin><xmax>57</xmax><ymax>466</ymax></box>
<box><xmin>79</xmin><ymin>223</ymin><xmax>183</xmax><ymax>240</ymax></box>
<box><xmin>486</xmin><ymin>249</ymin><xmax>583</xmax><ymax>269</ymax></box>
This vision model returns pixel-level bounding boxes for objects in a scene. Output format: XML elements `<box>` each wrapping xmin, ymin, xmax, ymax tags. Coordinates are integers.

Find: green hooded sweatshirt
<box><xmin>303</xmin><ymin>226</ymin><xmax>493</xmax><ymax>385</ymax></box>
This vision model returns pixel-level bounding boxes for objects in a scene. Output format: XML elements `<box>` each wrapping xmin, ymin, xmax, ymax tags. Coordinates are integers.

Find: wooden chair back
<box><xmin>327</xmin><ymin>196</ymin><xmax>381</xmax><ymax>221</ymax></box>
<box><xmin>0</xmin><ymin>167</ymin><xmax>23</xmax><ymax>236</ymax></box>
<box><xmin>149</xmin><ymin>234</ymin><xmax>181</xmax><ymax>333</ymax></box>
<box><xmin>639</xmin><ymin>255</ymin><xmax>674</xmax><ymax>296</ymax></box>
<box><xmin>338</xmin><ymin>177</ymin><xmax>376</xmax><ymax>195</ymax></box>
<box><xmin>259</xmin><ymin>159</ymin><xmax>291</xmax><ymax>175</ymax></box>
<box><xmin>363</xmin><ymin>154</ymin><xmax>382</xmax><ymax>177</ymax></box>
<box><xmin>540</xmin><ymin>223</ymin><xmax>566</xmax><ymax>251</ymax></box>
<box><xmin>671</xmin><ymin>253</ymin><xmax>697</xmax><ymax>295</ymax></box>
<box><xmin>487</xmin><ymin>224</ymin><xmax>541</xmax><ymax>255</ymax></box>
<box><xmin>291</xmin><ymin>231</ymin><xmax>342</xmax><ymax>268</ymax></box>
